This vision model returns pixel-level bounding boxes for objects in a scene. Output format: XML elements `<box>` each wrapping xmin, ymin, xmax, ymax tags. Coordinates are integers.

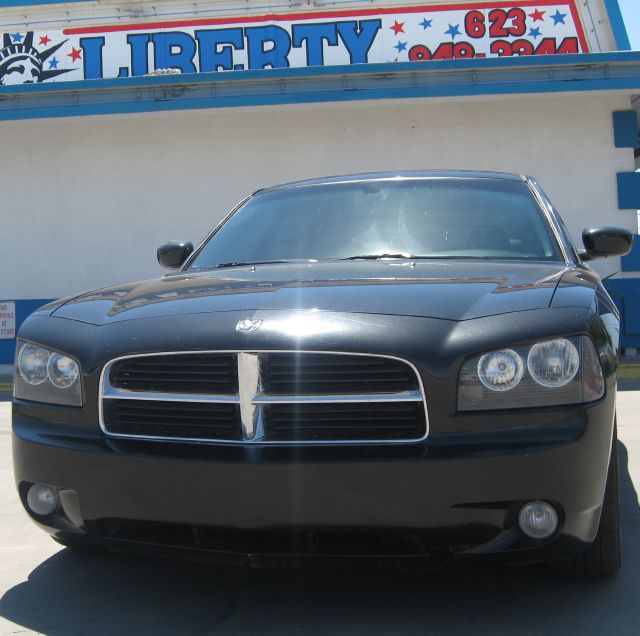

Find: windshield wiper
<box><xmin>194</xmin><ymin>260</ymin><xmax>300</xmax><ymax>271</ymax></box>
<box><xmin>338</xmin><ymin>253</ymin><xmax>414</xmax><ymax>261</ymax></box>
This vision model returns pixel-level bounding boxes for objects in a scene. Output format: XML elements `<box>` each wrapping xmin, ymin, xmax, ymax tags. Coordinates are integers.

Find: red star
<box><xmin>528</xmin><ymin>9</ymin><xmax>546</xmax><ymax>22</ymax></box>
<box><xmin>67</xmin><ymin>47</ymin><xmax>82</xmax><ymax>62</ymax></box>
<box><xmin>39</xmin><ymin>35</ymin><xmax>51</xmax><ymax>46</ymax></box>
<box><xmin>390</xmin><ymin>20</ymin><xmax>405</xmax><ymax>35</ymax></box>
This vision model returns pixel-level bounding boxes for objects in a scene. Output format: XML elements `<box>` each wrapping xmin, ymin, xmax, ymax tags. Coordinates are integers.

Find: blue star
<box><xmin>394</xmin><ymin>41</ymin><xmax>408</xmax><ymax>53</ymax></box>
<box><xmin>420</xmin><ymin>18</ymin><xmax>433</xmax><ymax>30</ymax></box>
<box><xmin>48</xmin><ymin>57</ymin><xmax>59</xmax><ymax>69</ymax></box>
<box><xmin>529</xmin><ymin>27</ymin><xmax>542</xmax><ymax>39</ymax></box>
<box><xmin>551</xmin><ymin>10</ymin><xmax>567</xmax><ymax>25</ymax></box>
<box><xmin>445</xmin><ymin>23</ymin><xmax>461</xmax><ymax>39</ymax></box>
<box><xmin>10</xmin><ymin>32</ymin><xmax>23</xmax><ymax>43</ymax></box>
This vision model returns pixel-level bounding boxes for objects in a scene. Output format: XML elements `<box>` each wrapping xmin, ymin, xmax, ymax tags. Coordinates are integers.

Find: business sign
<box><xmin>0</xmin><ymin>1</ymin><xmax>587</xmax><ymax>86</ymax></box>
<box><xmin>0</xmin><ymin>302</ymin><xmax>15</xmax><ymax>339</ymax></box>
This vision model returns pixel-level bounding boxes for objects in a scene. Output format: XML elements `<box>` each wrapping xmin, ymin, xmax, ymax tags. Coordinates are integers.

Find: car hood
<box><xmin>48</xmin><ymin>261</ymin><xmax>567</xmax><ymax>325</ymax></box>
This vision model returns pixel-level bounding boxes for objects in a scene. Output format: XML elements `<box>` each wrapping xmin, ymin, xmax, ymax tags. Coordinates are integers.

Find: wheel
<box><xmin>550</xmin><ymin>422</ymin><xmax>621</xmax><ymax>578</ymax></box>
<box><xmin>52</xmin><ymin>535</ymin><xmax>106</xmax><ymax>553</ymax></box>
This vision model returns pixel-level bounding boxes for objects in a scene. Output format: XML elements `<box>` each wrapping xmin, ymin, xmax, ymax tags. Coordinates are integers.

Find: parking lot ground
<box><xmin>0</xmin><ymin>392</ymin><xmax>638</xmax><ymax>636</ymax></box>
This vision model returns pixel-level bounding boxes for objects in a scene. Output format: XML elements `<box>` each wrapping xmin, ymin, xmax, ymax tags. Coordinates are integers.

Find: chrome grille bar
<box><xmin>99</xmin><ymin>350</ymin><xmax>428</xmax><ymax>445</ymax></box>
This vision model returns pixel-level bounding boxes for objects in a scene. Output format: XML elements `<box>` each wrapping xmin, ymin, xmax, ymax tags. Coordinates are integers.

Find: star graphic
<box><xmin>48</xmin><ymin>57</ymin><xmax>59</xmax><ymax>69</ymax></box>
<box><xmin>551</xmin><ymin>10</ymin><xmax>567</xmax><ymax>25</ymax></box>
<box><xmin>39</xmin><ymin>35</ymin><xmax>51</xmax><ymax>46</ymax></box>
<box><xmin>10</xmin><ymin>32</ymin><xmax>23</xmax><ymax>43</ymax></box>
<box><xmin>68</xmin><ymin>47</ymin><xmax>82</xmax><ymax>62</ymax></box>
<box><xmin>529</xmin><ymin>27</ymin><xmax>542</xmax><ymax>39</ymax></box>
<box><xmin>420</xmin><ymin>17</ymin><xmax>433</xmax><ymax>30</ymax></box>
<box><xmin>394</xmin><ymin>41</ymin><xmax>408</xmax><ymax>53</ymax></box>
<box><xmin>529</xmin><ymin>9</ymin><xmax>546</xmax><ymax>22</ymax></box>
<box><xmin>445</xmin><ymin>23</ymin><xmax>461</xmax><ymax>39</ymax></box>
<box><xmin>390</xmin><ymin>20</ymin><xmax>405</xmax><ymax>35</ymax></box>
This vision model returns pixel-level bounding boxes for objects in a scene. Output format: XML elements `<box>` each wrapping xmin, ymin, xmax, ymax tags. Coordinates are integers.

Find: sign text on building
<box><xmin>0</xmin><ymin>1</ymin><xmax>587</xmax><ymax>86</ymax></box>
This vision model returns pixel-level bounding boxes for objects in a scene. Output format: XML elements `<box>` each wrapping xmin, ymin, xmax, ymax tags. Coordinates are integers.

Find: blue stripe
<box><xmin>622</xmin><ymin>237</ymin><xmax>640</xmax><ymax>272</ymax></box>
<box><xmin>0</xmin><ymin>52</ymin><xmax>639</xmax><ymax>120</ymax></box>
<box><xmin>0</xmin><ymin>0</ymin><xmax>88</xmax><ymax>5</ymax></box>
<box><xmin>604</xmin><ymin>0</ymin><xmax>632</xmax><ymax>51</ymax></box>
<box><xmin>3</xmin><ymin>76</ymin><xmax>640</xmax><ymax>122</ymax></box>
<box><xmin>2</xmin><ymin>51</ymin><xmax>640</xmax><ymax>95</ymax></box>
<box><xmin>617</xmin><ymin>173</ymin><xmax>640</xmax><ymax>209</ymax></box>
<box><xmin>613</xmin><ymin>111</ymin><xmax>639</xmax><ymax>148</ymax></box>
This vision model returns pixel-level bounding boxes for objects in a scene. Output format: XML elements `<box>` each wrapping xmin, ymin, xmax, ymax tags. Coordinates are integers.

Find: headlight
<box><xmin>477</xmin><ymin>349</ymin><xmax>524</xmax><ymax>392</ymax></box>
<box><xmin>458</xmin><ymin>336</ymin><xmax>604</xmax><ymax>411</ymax></box>
<box><xmin>17</xmin><ymin>344</ymin><xmax>50</xmax><ymax>386</ymax></box>
<box><xmin>14</xmin><ymin>341</ymin><xmax>83</xmax><ymax>406</ymax></box>
<box><xmin>527</xmin><ymin>339</ymin><xmax>579</xmax><ymax>388</ymax></box>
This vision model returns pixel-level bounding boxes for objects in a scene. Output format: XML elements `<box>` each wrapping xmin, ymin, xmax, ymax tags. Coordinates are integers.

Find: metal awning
<box><xmin>1</xmin><ymin>51</ymin><xmax>640</xmax><ymax>121</ymax></box>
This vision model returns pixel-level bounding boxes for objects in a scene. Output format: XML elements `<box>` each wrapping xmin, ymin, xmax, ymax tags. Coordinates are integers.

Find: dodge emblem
<box><xmin>236</xmin><ymin>319</ymin><xmax>263</xmax><ymax>333</ymax></box>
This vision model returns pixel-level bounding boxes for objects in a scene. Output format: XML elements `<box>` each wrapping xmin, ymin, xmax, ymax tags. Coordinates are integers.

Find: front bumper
<box><xmin>12</xmin><ymin>389</ymin><xmax>616</xmax><ymax>568</ymax></box>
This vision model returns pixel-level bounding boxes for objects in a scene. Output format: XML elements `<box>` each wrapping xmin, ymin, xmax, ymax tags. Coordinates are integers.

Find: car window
<box><xmin>189</xmin><ymin>178</ymin><xmax>564</xmax><ymax>268</ymax></box>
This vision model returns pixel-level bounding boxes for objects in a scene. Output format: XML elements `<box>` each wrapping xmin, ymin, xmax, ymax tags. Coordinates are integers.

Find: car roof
<box><xmin>258</xmin><ymin>170</ymin><xmax>527</xmax><ymax>193</ymax></box>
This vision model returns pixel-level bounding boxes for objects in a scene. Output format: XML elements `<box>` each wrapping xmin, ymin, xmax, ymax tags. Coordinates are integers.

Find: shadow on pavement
<box><xmin>1</xmin><ymin>441</ymin><xmax>638</xmax><ymax>636</ymax></box>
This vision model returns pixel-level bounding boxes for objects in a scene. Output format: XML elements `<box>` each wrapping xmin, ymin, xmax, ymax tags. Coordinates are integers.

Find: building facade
<box><xmin>1</xmin><ymin>0</ymin><xmax>639</xmax><ymax>363</ymax></box>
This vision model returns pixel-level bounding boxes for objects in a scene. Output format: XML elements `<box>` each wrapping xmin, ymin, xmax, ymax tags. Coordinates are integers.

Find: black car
<box><xmin>13</xmin><ymin>171</ymin><xmax>633</xmax><ymax>577</ymax></box>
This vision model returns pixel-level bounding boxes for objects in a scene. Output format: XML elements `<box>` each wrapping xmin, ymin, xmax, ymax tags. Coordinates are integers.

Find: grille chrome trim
<box><xmin>99</xmin><ymin>350</ymin><xmax>429</xmax><ymax>445</ymax></box>
<box><xmin>251</xmin><ymin>391</ymin><xmax>423</xmax><ymax>404</ymax></box>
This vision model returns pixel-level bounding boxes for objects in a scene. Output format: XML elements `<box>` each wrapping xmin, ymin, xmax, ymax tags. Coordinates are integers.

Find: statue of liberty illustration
<box><xmin>0</xmin><ymin>31</ymin><xmax>71</xmax><ymax>85</ymax></box>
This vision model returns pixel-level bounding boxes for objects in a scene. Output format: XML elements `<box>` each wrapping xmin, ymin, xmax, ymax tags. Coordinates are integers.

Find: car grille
<box><xmin>109</xmin><ymin>353</ymin><xmax>238</xmax><ymax>394</ymax></box>
<box><xmin>100</xmin><ymin>351</ymin><xmax>427</xmax><ymax>444</ymax></box>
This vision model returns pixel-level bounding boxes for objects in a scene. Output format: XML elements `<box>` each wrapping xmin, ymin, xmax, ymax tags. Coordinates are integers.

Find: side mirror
<box><xmin>157</xmin><ymin>241</ymin><xmax>194</xmax><ymax>269</ymax></box>
<box><xmin>580</xmin><ymin>226</ymin><xmax>633</xmax><ymax>261</ymax></box>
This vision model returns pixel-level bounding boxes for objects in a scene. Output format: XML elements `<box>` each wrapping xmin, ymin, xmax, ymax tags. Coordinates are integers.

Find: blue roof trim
<box><xmin>604</xmin><ymin>0</ymin><xmax>632</xmax><ymax>51</ymax></box>
<box><xmin>2</xmin><ymin>51</ymin><xmax>640</xmax><ymax>96</ymax></box>
<box><xmin>0</xmin><ymin>0</ymin><xmax>89</xmax><ymax>5</ymax></box>
<box><xmin>1</xmin><ymin>52</ymin><xmax>639</xmax><ymax>121</ymax></box>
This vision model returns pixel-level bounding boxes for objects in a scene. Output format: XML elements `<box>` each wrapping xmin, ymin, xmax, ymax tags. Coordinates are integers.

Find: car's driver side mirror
<box><xmin>580</xmin><ymin>226</ymin><xmax>633</xmax><ymax>261</ymax></box>
<box><xmin>157</xmin><ymin>241</ymin><xmax>194</xmax><ymax>269</ymax></box>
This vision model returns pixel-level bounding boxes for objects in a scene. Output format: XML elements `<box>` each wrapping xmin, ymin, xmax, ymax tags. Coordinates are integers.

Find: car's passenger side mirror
<box><xmin>157</xmin><ymin>241</ymin><xmax>194</xmax><ymax>269</ymax></box>
<box><xmin>580</xmin><ymin>226</ymin><xmax>633</xmax><ymax>261</ymax></box>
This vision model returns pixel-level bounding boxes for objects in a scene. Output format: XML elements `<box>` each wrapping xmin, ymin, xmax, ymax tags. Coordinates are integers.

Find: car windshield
<box><xmin>188</xmin><ymin>177</ymin><xmax>564</xmax><ymax>269</ymax></box>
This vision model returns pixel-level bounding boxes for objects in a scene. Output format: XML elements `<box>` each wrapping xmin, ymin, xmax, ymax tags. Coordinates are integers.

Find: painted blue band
<box><xmin>622</xmin><ymin>237</ymin><xmax>640</xmax><ymax>272</ymax></box>
<box><xmin>617</xmin><ymin>173</ymin><xmax>640</xmax><ymax>209</ymax></box>
<box><xmin>613</xmin><ymin>111</ymin><xmax>639</xmax><ymax>148</ymax></box>
<box><xmin>0</xmin><ymin>0</ymin><xmax>88</xmax><ymax>6</ymax></box>
<box><xmin>0</xmin><ymin>52</ymin><xmax>639</xmax><ymax>121</ymax></box>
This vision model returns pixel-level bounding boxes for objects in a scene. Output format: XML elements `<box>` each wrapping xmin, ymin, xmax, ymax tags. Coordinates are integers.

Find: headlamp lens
<box><xmin>47</xmin><ymin>353</ymin><xmax>80</xmax><ymax>389</ymax></box>
<box><xmin>477</xmin><ymin>349</ymin><xmax>524</xmax><ymax>392</ymax></box>
<box><xmin>527</xmin><ymin>339</ymin><xmax>579</xmax><ymax>387</ymax></box>
<box><xmin>17</xmin><ymin>344</ymin><xmax>50</xmax><ymax>386</ymax></box>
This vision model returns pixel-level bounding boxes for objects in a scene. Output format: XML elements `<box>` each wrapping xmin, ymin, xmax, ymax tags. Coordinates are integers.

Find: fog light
<box><xmin>26</xmin><ymin>483</ymin><xmax>58</xmax><ymax>516</ymax></box>
<box><xmin>518</xmin><ymin>501</ymin><xmax>558</xmax><ymax>539</ymax></box>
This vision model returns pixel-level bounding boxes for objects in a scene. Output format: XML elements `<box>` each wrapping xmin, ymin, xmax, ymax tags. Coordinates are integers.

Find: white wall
<box><xmin>1</xmin><ymin>92</ymin><xmax>636</xmax><ymax>299</ymax></box>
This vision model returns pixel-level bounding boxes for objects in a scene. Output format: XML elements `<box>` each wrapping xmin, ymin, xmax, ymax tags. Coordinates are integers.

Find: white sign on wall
<box><xmin>0</xmin><ymin>1</ymin><xmax>587</xmax><ymax>85</ymax></box>
<box><xmin>0</xmin><ymin>301</ymin><xmax>15</xmax><ymax>339</ymax></box>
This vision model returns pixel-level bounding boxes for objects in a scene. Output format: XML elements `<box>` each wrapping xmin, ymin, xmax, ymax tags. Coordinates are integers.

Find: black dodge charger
<box><xmin>12</xmin><ymin>171</ymin><xmax>633</xmax><ymax>577</ymax></box>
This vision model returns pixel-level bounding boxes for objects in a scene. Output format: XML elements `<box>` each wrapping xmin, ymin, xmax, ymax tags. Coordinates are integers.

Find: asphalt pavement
<box><xmin>0</xmin><ymin>391</ymin><xmax>638</xmax><ymax>636</ymax></box>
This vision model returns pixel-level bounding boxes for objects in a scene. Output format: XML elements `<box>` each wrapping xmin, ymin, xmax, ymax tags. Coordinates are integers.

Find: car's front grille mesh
<box><xmin>109</xmin><ymin>353</ymin><xmax>237</xmax><ymax>394</ymax></box>
<box><xmin>265</xmin><ymin>402</ymin><xmax>426</xmax><ymax>441</ymax></box>
<box><xmin>260</xmin><ymin>353</ymin><xmax>417</xmax><ymax>395</ymax></box>
<box><xmin>101</xmin><ymin>352</ymin><xmax>427</xmax><ymax>444</ymax></box>
<box><xmin>103</xmin><ymin>399</ymin><xmax>241</xmax><ymax>441</ymax></box>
